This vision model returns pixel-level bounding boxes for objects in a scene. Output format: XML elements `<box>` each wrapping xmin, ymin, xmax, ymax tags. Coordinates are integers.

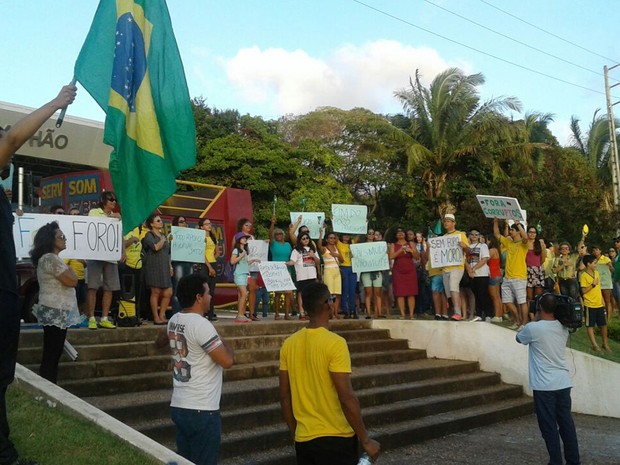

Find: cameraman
<box><xmin>516</xmin><ymin>293</ymin><xmax>580</xmax><ymax>465</ymax></box>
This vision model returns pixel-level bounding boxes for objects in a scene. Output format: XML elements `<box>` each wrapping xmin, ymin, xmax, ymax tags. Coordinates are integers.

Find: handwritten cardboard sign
<box><xmin>331</xmin><ymin>204</ymin><xmax>367</xmax><ymax>234</ymax></box>
<box><xmin>248</xmin><ymin>239</ymin><xmax>269</xmax><ymax>268</ymax></box>
<box><xmin>13</xmin><ymin>213</ymin><xmax>122</xmax><ymax>261</ymax></box>
<box><xmin>350</xmin><ymin>241</ymin><xmax>389</xmax><ymax>274</ymax></box>
<box><xmin>170</xmin><ymin>226</ymin><xmax>206</xmax><ymax>263</ymax></box>
<box><xmin>258</xmin><ymin>262</ymin><xmax>296</xmax><ymax>291</ymax></box>
<box><xmin>476</xmin><ymin>195</ymin><xmax>524</xmax><ymax>221</ymax></box>
<box><xmin>428</xmin><ymin>235</ymin><xmax>464</xmax><ymax>268</ymax></box>
<box><xmin>289</xmin><ymin>212</ymin><xmax>325</xmax><ymax>239</ymax></box>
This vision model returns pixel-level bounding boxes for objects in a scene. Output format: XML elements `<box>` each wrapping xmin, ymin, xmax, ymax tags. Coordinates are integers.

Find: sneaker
<box><xmin>99</xmin><ymin>320</ymin><xmax>116</xmax><ymax>329</ymax></box>
<box><xmin>441</xmin><ymin>315</ymin><xmax>450</xmax><ymax>320</ymax></box>
<box><xmin>88</xmin><ymin>318</ymin><xmax>98</xmax><ymax>330</ymax></box>
<box><xmin>470</xmin><ymin>316</ymin><xmax>482</xmax><ymax>322</ymax></box>
<box><xmin>434</xmin><ymin>314</ymin><xmax>442</xmax><ymax>320</ymax></box>
<box><xmin>508</xmin><ymin>323</ymin><xmax>519</xmax><ymax>330</ymax></box>
<box><xmin>450</xmin><ymin>314</ymin><xmax>462</xmax><ymax>321</ymax></box>
<box><xmin>491</xmin><ymin>316</ymin><xmax>503</xmax><ymax>323</ymax></box>
<box><xmin>234</xmin><ymin>316</ymin><xmax>251</xmax><ymax>323</ymax></box>
<box><xmin>485</xmin><ymin>317</ymin><xmax>492</xmax><ymax>323</ymax></box>
<box><xmin>516</xmin><ymin>324</ymin><xmax>525</xmax><ymax>332</ymax></box>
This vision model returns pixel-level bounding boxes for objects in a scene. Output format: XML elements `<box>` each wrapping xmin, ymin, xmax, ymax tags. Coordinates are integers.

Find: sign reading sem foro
<box><xmin>13</xmin><ymin>213</ymin><xmax>122</xmax><ymax>261</ymax></box>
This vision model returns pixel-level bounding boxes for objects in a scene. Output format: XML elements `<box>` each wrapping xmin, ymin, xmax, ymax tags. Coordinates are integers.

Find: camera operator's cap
<box><xmin>443</xmin><ymin>213</ymin><xmax>456</xmax><ymax>222</ymax></box>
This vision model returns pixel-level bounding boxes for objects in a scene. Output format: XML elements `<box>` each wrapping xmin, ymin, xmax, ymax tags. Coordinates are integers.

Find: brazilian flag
<box><xmin>75</xmin><ymin>0</ymin><xmax>196</xmax><ymax>234</ymax></box>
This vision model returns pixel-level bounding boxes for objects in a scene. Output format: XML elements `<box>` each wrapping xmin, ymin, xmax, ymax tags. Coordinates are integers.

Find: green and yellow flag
<box><xmin>75</xmin><ymin>0</ymin><xmax>196</xmax><ymax>234</ymax></box>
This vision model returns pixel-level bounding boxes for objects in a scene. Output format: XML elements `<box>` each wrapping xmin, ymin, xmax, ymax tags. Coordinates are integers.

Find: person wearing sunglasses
<box><xmin>85</xmin><ymin>191</ymin><xmax>122</xmax><ymax>330</ymax></box>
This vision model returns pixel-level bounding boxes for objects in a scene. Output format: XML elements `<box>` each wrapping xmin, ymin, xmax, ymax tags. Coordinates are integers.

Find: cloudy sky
<box><xmin>2</xmin><ymin>0</ymin><xmax>619</xmax><ymax>145</ymax></box>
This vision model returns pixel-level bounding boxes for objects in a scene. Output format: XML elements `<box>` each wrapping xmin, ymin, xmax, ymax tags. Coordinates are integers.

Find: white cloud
<box><xmin>218</xmin><ymin>40</ymin><xmax>467</xmax><ymax>116</ymax></box>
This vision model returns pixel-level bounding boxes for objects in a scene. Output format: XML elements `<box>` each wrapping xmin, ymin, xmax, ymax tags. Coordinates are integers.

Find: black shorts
<box><xmin>585</xmin><ymin>306</ymin><xmax>607</xmax><ymax>327</ymax></box>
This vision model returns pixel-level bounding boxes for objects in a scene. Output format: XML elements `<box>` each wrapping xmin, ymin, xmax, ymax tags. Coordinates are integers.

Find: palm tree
<box><xmin>394</xmin><ymin>68</ymin><xmax>522</xmax><ymax>213</ymax></box>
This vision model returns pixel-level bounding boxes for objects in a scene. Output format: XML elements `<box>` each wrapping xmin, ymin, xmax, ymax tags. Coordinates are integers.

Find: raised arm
<box><xmin>0</xmin><ymin>85</ymin><xmax>77</xmax><ymax>168</ymax></box>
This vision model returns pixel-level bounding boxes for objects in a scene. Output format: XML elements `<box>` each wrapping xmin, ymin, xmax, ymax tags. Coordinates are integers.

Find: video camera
<box><xmin>529</xmin><ymin>293</ymin><xmax>583</xmax><ymax>331</ymax></box>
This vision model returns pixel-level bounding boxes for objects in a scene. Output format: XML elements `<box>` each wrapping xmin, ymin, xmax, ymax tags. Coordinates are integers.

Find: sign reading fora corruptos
<box><xmin>258</xmin><ymin>262</ymin><xmax>296</xmax><ymax>292</ymax></box>
<box><xmin>350</xmin><ymin>241</ymin><xmax>389</xmax><ymax>274</ymax></box>
<box><xmin>289</xmin><ymin>212</ymin><xmax>325</xmax><ymax>239</ymax></box>
<box><xmin>331</xmin><ymin>204</ymin><xmax>367</xmax><ymax>234</ymax></box>
<box><xmin>13</xmin><ymin>213</ymin><xmax>122</xmax><ymax>261</ymax></box>
<box><xmin>170</xmin><ymin>226</ymin><xmax>206</xmax><ymax>263</ymax></box>
<box><xmin>476</xmin><ymin>195</ymin><xmax>524</xmax><ymax>220</ymax></box>
<box><xmin>428</xmin><ymin>235</ymin><xmax>464</xmax><ymax>268</ymax></box>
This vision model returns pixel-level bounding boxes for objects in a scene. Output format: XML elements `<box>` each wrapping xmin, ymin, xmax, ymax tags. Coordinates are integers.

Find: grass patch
<box><xmin>6</xmin><ymin>385</ymin><xmax>161</xmax><ymax>465</ymax></box>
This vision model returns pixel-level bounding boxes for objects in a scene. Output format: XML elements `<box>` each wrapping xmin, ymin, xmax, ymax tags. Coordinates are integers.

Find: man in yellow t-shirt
<box><xmin>494</xmin><ymin>218</ymin><xmax>529</xmax><ymax>329</ymax></box>
<box><xmin>580</xmin><ymin>254</ymin><xmax>611</xmax><ymax>352</ymax></box>
<box><xmin>279</xmin><ymin>282</ymin><xmax>380</xmax><ymax>464</ymax></box>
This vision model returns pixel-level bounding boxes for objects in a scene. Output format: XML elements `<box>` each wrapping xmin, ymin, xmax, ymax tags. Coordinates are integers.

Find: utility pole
<box><xmin>603</xmin><ymin>65</ymin><xmax>620</xmax><ymax>212</ymax></box>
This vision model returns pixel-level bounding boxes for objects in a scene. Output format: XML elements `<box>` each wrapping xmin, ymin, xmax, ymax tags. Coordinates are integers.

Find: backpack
<box><xmin>223</xmin><ymin>260</ymin><xmax>236</xmax><ymax>282</ymax></box>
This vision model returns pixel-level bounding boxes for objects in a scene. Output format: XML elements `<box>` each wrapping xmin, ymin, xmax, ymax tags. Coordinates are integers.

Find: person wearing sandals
<box><xmin>286</xmin><ymin>233</ymin><xmax>320</xmax><ymax>319</ymax></box>
<box><xmin>359</xmin><ymin>229</ymin><xmax>385</xmax><ymax>319</ymax></box>
<box><xmin>231</xmin><ymin>232</ymin><xmax>260</xmax><ymax>323</ymax></box>
<box><xmin>142</xmin><ymin>213</ymin><xmax>173</xmax><ymax>325</ymax></box>
<box><xmin>30</xmin><ymin>222</ymin><xmax>81</xmax><ymax>383</ymax></box>
<box><xmin>318</xmin><ymin>229</ymin><xmax>343</xmax><ymax>319</ymax></box>
<box><xmin>269</xmin><ymin>216</ymin><xmax>293</xmax><ymax>320</ymax></box>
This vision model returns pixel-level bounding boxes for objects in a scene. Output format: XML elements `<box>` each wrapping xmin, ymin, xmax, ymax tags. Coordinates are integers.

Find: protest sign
<box><xmin>258</xmin><ymin>262</ymin><xmax>296</xmax><ymax>291</ymax></box>
<box><xmin>13</xmin><ymin>213</ymin><xmax>122</xmax><ymax>260</ymax></box>
<box><xmin>350</xmin><ymin>241</ymin><xmax>389</xmax><ymax>274</ymax></box>
<box><xmin>331</xmin><ymin>204</ymin><xmax>367</xmax><ymax>234</ymax></box>
<box><xmin>289</xmin><ymin>212</ymin><xmax>325</xmax><ymax>239</ymax></box>
<box><xmin>170</xmin><ymin>226</ymin><xmax>206</xmax><ymax>263</ymax></box>
<box><xmin>476</xmin><ymin>195</ymin><xmax>524</xmax><ymax>220</ymax></box>
<box><xmin>248</xmin><ymin>239</ymin><xmax>269</xmax><ymax>263</ymax></box>
<box><xmin>428</xmin><ymin>235</ymin><xmax>464</xmax><ymax>268</ymax></box>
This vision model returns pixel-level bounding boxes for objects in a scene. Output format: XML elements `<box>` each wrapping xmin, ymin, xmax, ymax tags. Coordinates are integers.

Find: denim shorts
<box><xmin>489</xmin><ymin>276</ymin><xmax>503</xmax><ymax>287</ymax></box>
<box><xmin>431</xmin><ymin>275</ymin><xmax>444</xmax><ymax>293</ymax></box>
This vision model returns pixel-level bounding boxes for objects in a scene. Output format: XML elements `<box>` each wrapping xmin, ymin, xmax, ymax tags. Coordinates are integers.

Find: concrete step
<box><xmin>217</xmin><ymin>397</ymin><xmax>533</xmax><ymax>465</ymax></box>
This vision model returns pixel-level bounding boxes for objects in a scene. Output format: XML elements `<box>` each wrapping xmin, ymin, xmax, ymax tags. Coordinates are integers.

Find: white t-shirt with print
<box><xmin>290</xmin><ymin>247</ymin><xmax>318</xmax><ymax>281</ymax></box>
<box><xmin>168</xmin><ymin>312</ymin><xmax>224</xmax><ymax>411</ymax></box>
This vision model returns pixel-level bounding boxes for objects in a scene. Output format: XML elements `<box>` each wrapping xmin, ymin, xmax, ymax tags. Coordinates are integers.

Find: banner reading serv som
<box><xmin>350</xmin><ymin>241</ymin><xmax>389</xmax><ymax>274</ymax></box>
<box><xmin>13</xmin><ymin>213</ymin><xmax>122</xmax><ymax>260</ymax></box>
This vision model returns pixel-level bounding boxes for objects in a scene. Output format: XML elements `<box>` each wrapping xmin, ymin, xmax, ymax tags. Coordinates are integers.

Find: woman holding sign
<box><xmin>286</xmin><ymin>233</ymin><xmax>320</xmax><ymax>319</ymax></box>
<box><xmin>389</xmin><ymin>228</ymin><xmax>420</xmax><ymax>319</ymax></box>
<box><xmin>269</xmin><ymin>216</ymin><xmax>293</xmax><ymax>320</ymax></box>
<box><xmin>142</xmin><ymin>214</ymin><xmax>173</xmax><ymax>325</ymax></box>
<box><xmin>30</xmin><ymin>221</ymin><xmax>81</xmax><ymax>383</ymax></box>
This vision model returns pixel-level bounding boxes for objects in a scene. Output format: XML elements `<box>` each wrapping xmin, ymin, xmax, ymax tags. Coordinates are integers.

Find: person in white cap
<box><xmin>440</xmin><ymin>213</ymin><xmax>469</xmax><ymax>320</ymax></box>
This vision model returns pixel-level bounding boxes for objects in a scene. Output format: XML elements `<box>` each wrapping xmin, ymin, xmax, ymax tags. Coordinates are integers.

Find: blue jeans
<box><xmin>255</xmin><ymin>287</ymin><xmax>269</xmax><ymax>317</ymax></box>
<box><xmin>533</xmin><ymin>388</ymin><xmax>580</xmax><ymax>465</ymax></box>
<box><xmin>170</xmin><ymin>407</ymin><xmax>221</xmax><ymax>465</ymax></box>
<box><xmin>340</xmin><ymin>266</ymin><xmax>357</xmax><ymax>315</ymax></box>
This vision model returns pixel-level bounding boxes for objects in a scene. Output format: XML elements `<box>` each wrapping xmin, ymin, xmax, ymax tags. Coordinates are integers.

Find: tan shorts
<box><xmin>86</xmin><ymin>260</ymin><xmax>120</xmax><ymax>291</ymax></box>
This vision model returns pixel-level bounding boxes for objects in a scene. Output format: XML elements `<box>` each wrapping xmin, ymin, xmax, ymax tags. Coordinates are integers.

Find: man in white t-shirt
<box><xmin>516</xmin><ymin>294</ymin><xmax>580</xmax><ymax>465</ymax></box>
<box><xmin>155</xmin><ymin>274</ymin><xmax>234</xmax><ymax>465</ymax></box>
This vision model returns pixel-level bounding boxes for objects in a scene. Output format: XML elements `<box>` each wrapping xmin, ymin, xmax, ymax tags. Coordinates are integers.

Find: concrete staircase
<box><xmin>18</xmin><ymin>320</ymin><xmax>532</xmax><ymax>465</ymax></box>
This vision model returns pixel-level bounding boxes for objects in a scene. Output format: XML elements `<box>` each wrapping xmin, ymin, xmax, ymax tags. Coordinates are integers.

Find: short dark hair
<box><xmin>301</xmin><ymin>282</ymin><xmax>330</xmax><ymax>317</ymax></box>
<box><xmin>50</xmin><ymin>204</ymin><xmax>64</xmax><ymax>214</ymax></box>
<box><xmin>539</xmin><ymin>293</ymin><xmax>557</xmax><ymax>314</ymax></box>
<box><xmin>145</xmin><ymin>213</ymin><xmax>160</xmax><ymax>229</ymax></box>
<box><xmin>98</xmin><ymin>191</ymin><xmax>116</xmax><ymax>208</ymax></box>
<box><xmin>176</xmin><ymin>274</ymin><xmax>209</xmax><ymax>309</ymax></box>
<box><xmin>581</xmin><ymin>254</ymin><xmax>596</xmax><ymax>267</ymax></box>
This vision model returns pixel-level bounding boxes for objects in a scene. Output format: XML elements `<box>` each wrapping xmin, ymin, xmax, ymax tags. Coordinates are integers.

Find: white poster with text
<box><xmin>428</xmin><ymin>235</ymin><xmax>464</xmax><ymax>268</ymax></box>
<box><xmin>258</xmin><ymin>262</ymin><xmax>296</xmax><ymax>291</ymax></box>
<box><xmin>331</xmin><ymin>204</ymin><xmax>367</xmax><ymax>234</ymax></box>
<box><xmin>289</xmin><ymin>212</ymin><xmax>325</xmax><ymax>239</ymax></box>
<box><xmin>351</xmin><ymin>241</ymin><xmax>389</xmax><ymax>274</ymax></box>
<box><xmin>170</xmin><ymin>226</ymin><xmax>206</xmax><ymax>263</ymax></box>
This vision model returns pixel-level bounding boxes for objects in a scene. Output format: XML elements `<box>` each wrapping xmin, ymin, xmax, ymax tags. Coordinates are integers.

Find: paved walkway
<box><xmin>377</xmin><ymin>413</ymin><xmax>620</xmax><ymax>464</ymax></box>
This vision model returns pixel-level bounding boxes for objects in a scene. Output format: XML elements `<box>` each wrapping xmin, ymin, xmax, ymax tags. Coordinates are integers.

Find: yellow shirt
<box><xmin>336</xmin><ymin>241</ymin><xmax>353</xmax><ymax>267</ymax></box>
<box><xmin>580</xmin><ymin>270</ymin><xmax>604</xmax><ymax>308</ymax></box>
<box><xmin>205</xmin><ymin>235</ymin><xmax>217</xmax><ymax>263</ymax></box>
<box><xmin>500</xmin><ymin>235</ymin><xmax>528</xmax><ymax>279</ymax></box>
<box><xmin>63</xmin><ymin>259</ymin><xmax>85</xmax><ymax>280</ymax></box>
<box><xmin>442</xmin><ymin>231</ymin><xmax>469</xmax><ymax>272</ymax></box>
<box><xmin>279</xmin><ymin>327</ymin><xmax>354</xmax><ymax>442</ymax></box>
<box><xmin>124</xmin><ymin>227</ymin><xmax>143</xmax><ymax>269</ymax></box>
